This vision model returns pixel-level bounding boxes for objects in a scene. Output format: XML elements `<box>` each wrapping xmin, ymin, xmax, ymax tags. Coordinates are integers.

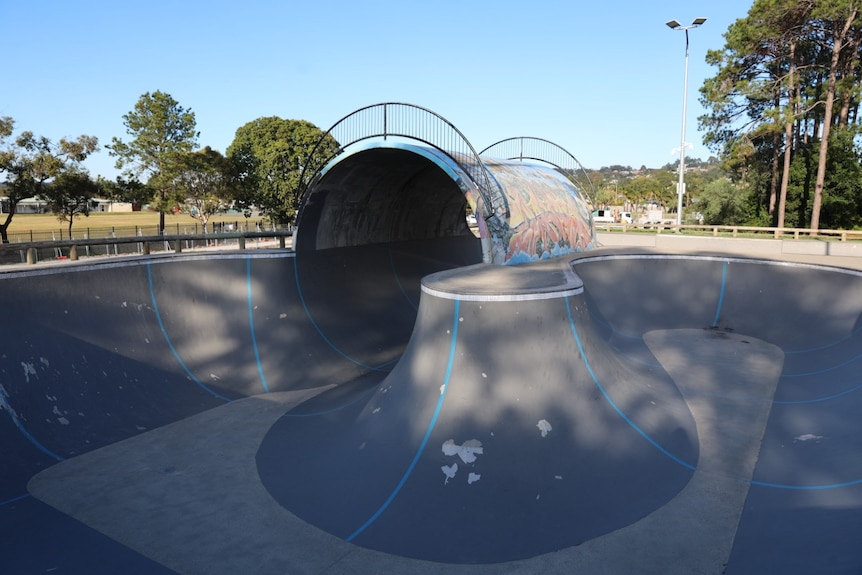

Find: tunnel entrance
<box><xmin>295</xmin><ymin>145</ymin><xmax>482</xmax><ymax>261</ymax></box>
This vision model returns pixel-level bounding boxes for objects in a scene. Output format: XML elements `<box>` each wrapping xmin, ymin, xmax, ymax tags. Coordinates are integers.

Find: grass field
<box><xmin>5</xmin><ymin>212</ymin><xmax>269</xmax><ymax>240</ymax></box>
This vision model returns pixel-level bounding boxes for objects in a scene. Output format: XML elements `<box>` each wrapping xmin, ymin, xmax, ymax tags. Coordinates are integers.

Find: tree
<box><xmin>809</xmin><ymin>2</ymin><xmax>859</xmax><ymax>229</ymax></box>
<box><xmin>173</xmin><ymin>146</ymin><xmax>235</xmax><ymax>232</ymax></box>
<box><xmin>0</xmin><ymin>117</ymin><xmax>98</xmax><ymax>243</ymax></box>
<box><xmin>107</xmin><ymin>91</ymin><xmax>198</xmax><ymax>233</ymax></box>
<box><xmin>41</xmin><ymin>169</ymin><xmax>99</xmax><ymax>237</ymax></box>
<box><xmin>226</xmin><ymin>117</ymin><xmax>339</xmax><ymax>224</ymax></box>
<box><xmin>700</xmin><ymin>0</ymin><xmax>862</xmax><ymax>230</ymax></box>
<box><xmin>697</xmin><ymin>177</ymin><xmax>752</xmax><ymax>225</ymax></box>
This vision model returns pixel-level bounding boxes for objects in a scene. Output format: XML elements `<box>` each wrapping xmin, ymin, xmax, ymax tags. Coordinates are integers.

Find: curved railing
<box><xmin>296</xmin><ymin>102</ymin><xmax>509</xmax><ymax>221</ymax></box>
<box><xmin>479</xmin><ymin>137</ymin><xmax>596</xmax><ymax>205</ymax></box>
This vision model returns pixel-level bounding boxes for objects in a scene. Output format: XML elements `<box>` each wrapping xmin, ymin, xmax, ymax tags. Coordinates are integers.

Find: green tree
<box><xmin>173</xmin><ymin>146</ymin><xmax>236</xmax><ymax>232</ymax></box>
<box><xmin>0</xmin><ymin>117</ymin><xmax>98</xmax><ymax>243</ymax></box>
<box><xmin>226</xmin><ymin>117</ymin><xmax>339</xmax><ymax>224</ymax></box>
<box><xmin>107</xmin><ymin>91</ymin><xmax>199</xmax><ymax>233</ymax></box>
<box><xmin>701</xmin><ymin>0</ymin><xmax>862</xmax><ymax>230</ymax></box>
<box><xmin>41</xmin><ymin>169</ymin><xmax>99</xmax><ymax>237</ymax></box>
<box><xmin>698</xmin><ymin>177</ymin><xmax>752</xmax><ymax>225</ymax></box>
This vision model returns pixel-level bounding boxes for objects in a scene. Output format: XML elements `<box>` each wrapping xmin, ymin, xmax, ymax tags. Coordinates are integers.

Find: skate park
<box><xmin>2</xmin><ymin>103</ymin><xmax>862</xmax><ymax>574</ymax></box>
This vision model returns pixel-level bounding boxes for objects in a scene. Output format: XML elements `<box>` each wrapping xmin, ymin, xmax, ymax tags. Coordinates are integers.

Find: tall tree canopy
<box><xmin>700</xmin><ymin>0</ymin><xmax>862</xmax><ymax>230</ymax></box>
<box><xmin>107</xmin><ymin>91</ymin><xmax>198</xmax><ymax>233</ymax></box>
<box><xmin>173</xmin><ymin>146</ymin><xmax>243</xmax><ymax>232</ymax></box>
<box><xmin>226</xmin><ymin>117</ymin><xmax>339</xmax><ymax>224</ymax></box>
<box><xmin>0</xmin><ymin>117</ymin><xmax>98</xmax><ymax>242</ymax></box>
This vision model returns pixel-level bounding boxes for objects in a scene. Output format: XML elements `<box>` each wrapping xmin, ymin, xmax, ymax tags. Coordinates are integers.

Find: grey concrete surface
<box><xmin>4</xmin><ymin>237</ymin><xmax>862</xmax><ymax>574</ymax></box>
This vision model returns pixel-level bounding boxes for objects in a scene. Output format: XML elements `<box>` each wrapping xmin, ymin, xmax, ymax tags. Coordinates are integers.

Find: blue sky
<box><xmin>2</xmin><ymin>0</ymin><xmax>754</xmax><ymax>180</ymax></box>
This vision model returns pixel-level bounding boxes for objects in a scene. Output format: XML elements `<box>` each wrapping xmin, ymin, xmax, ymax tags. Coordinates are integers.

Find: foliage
<box><xmin>697</xmin><ymin>177</ymin><xmax>753</xmax><ymax>225</ymax></box>
<box><xmin>41</xmin><ymin>169</ymin><xmax>100</xmax><ymax>235</ymax></box>
<box><xmin>0</xmin><ymin>116</ymin><xmax>98</xmax><ymax>242</ymax></box>
<box><xmin>173</xmin><ymin>146</ymin><xmax>239</xmax><ymax>232</ymax></box>
<box><xmin>226</xmin><ymin>117</ymin><xmax>339</xmax><ymax>224</ymax></box>
<box><xmin>699</xmin><ymin>0</ymin><xmax>862</xmax><ymax>230</ymax></box>
<box><xmin>107</xmin><ymin>91</ymin><xmax>198</xmax><ymax>232</ymax></box>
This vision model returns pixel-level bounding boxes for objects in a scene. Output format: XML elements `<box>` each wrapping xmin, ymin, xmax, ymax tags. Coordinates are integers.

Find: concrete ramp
<box><xmin>4</xmin><ymin>250</ymin><xmax>862</xmax><ymax>573</ymax></box>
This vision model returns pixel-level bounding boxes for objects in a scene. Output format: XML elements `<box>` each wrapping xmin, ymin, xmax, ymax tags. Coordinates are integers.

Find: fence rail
<box><xmin>0</xmin><ymin>230</ymin><xmax>294</xmax><ymax>266</ymax></box>
<box><xmin>594</xmin><ymin>222</ymin><xmax>862</xmax><ymax>241</ymax></box>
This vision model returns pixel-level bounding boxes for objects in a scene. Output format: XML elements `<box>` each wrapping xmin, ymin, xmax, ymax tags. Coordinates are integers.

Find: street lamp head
<box><xmin>666</xmin><ymin>17</ymin><xmax>707</xmax><ymax>30</ymax></box>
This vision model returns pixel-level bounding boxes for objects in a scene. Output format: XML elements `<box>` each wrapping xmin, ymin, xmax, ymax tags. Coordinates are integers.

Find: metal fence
<box><xmin>0</xmin><ymin>225</ymin><xmax>294</xmax><ymax>267</ymax></box>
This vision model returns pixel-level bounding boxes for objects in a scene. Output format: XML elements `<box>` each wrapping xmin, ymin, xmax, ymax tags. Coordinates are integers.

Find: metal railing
<box><xmin>594</xmin><ymin>221</ymin><xmax>862</xmax><ymax>241</ymax></box>
<box><xmin>0</xmin><ymin>229</ymin><xmax>294</xmax><ymax>266</ymax></box>
<box><xmin>296</xmin><ymin>102</ymin><xmax>509</xmax><ymax>223</ymax></box>
<box><xmin>479</xmin><ymin>137</ymin><xmax>596</xmax><ymax>206</ymax></box>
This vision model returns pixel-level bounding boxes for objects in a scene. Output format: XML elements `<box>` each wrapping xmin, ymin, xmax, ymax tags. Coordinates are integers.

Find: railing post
<box><xmin>26</xmin><ymin>247</ymin><xmax>37</xmax><ymax>265</ymax></box>
<box><xmin>69</xmin><ymin>245</ymin><xmax>78</xmax><ymax>261</ymax></box>
<box><xmin>174</xmin><ymin>239</ymin><xmax>182</xmax><ymax>253</ymax></box>
<box><xmin>238</xmin><ymin>236</ymin><xmax>246</xmax><ymax>250</ymax></box>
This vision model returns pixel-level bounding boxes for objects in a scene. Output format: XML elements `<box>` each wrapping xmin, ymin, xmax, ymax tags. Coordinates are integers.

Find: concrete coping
<box><xmin>421</xmin><ymin>256</ymin><xmax>583</xmax><ymax>301</ymax></box>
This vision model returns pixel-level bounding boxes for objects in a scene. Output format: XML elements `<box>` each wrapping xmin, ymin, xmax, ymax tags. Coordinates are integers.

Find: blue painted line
<box><xmin>565</xmin><ymin>297</ymin><xmax>696</xmax><ymax>472</ymax></box>
<box><xmin>293</xmin><ymin>257</ymin><xmax>397</xmax><ymax>372</ymax></box>
<box><xmin>751</xmin><ymin>477</ymin><xmax>862</xmax><ymax>490</ymax></box>
<box><xmin>246</xmin><ymin>259</ymin><xmax>270</xmax><ymax>393</ymax></box>
<box><xmin>712</xmin><ymin>260</ymin><xmax>728</xmax><ymax>328</ymax></box>
<box><xmin>0</xmin><ymin>493</ymin><xmax>31</xmax><ymax>506</ymax></box>
<box><xmin>146</xmin><ymin>263</ymin><xmax>231</xmax><ymax>402</ymax></box>
<box><xmin>346</xmin><ymin>299</ymin><xmax>461</xmax><ymax>542</ymax></box>
<box><xmin>772</xmin><ymin>383</ymin><xmax>862</xmax><ymax>405</ymax></box>
<box><xmin>0</xmin><ymin>389</ymin><xmax>64</xmax><ymax>462</ymax></box>
<box><xmin>780</xmin><ymin>352</ymin><xmax>862</xmax><ymax>378</ymax></box>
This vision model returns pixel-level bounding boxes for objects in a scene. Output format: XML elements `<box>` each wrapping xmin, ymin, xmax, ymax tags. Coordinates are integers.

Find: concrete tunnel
<box><xmin>293</xmin><ymin>139</ymin><xmax>596</xmax><ymax>265</ymax></box>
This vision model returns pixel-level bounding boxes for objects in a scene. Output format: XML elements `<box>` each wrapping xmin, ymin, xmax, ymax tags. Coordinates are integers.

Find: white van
<box><xmin>592</xmin><ymin>209</ymin><xmax>615</xmax><ymax>224</ymax></box>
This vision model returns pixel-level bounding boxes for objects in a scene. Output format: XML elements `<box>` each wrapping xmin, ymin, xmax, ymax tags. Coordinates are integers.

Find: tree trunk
<box><xmin>811</xmin><ymin>10</ymin><xmax>857</xmax><ymax>231</ymax></box>
<box><xmin>777</xmin><ymin>38</ymin><xmax>798</xmax><ymax>229</ymax></box>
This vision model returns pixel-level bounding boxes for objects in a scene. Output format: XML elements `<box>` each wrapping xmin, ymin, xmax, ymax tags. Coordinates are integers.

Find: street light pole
<box><xmin>666</xmin><ymin>17</ymin><xmax>706</xmax><ymax>227</ymax></box>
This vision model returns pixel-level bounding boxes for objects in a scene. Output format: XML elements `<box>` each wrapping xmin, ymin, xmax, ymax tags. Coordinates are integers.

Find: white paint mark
<box><xmin>359</xmin><ymin>442</ymin><xmax>366</xmax><ymax>450</ymax></box>
<box><xmin>794</xmin><ymin>434</ymin><xmax>824</xmax><ymax>443</ymax></box>
<box><xmin>555</xmin><ymin>475</ymin><xmax>563</xmax><ymax>480</ymax></box>
<box><xmin>279</xmin><ymin>313</ymin><xmax>287</xmax><ymax>319</ymax></box>
<box><xmin>122</xmin><ymin>301</ymin><xmax>128</xmax><ymax>308</ymax></box>
<box><xmin>40</xmin><ymin>357</ymin><xmax>50</xmax><ymax>368</ymax></box>
<box><xmin>209</xmin><ymin>373</ymin><xmax>220</xmax><ymax>381</ymax></box>
<box><xmin>468</xmin><ymin>473</ymin><xmax>481</xmax><ymax>485</ymax></box>
<box><xmin>372</xmin><ymin>407</ymin><xmax>380</xmax><ymax>414</ymax></box>
<box><xmin>144</xmin><ymin>338</ymin><xmax>150</xmax><ymax>344</ymax></box>
<box><xmin>439</xmin><ymin>384</ymin><xmax>446</xmax><ymax>395</ymax></box>
<box><xmin>536</xmin><ymin>494</ymin><xmax>540</xmax><ymax>500</ymax></box>
<box><xmin>537</xmin><ymin>419</ymin><xmax>552</xmax><ymax>437</ymax></box>
<box><xmin>442</xmin><ymin>463</ymin><xmax>458</xmax><ymax>484</ymax></box>
<box><xmin>22</xmin><ymin>362</ymin><xmax>37</xmax><ymax>383</ymax></box>
<box><xmin>442</xmin><ymin>439</ymin><xmax>483</xmax><ymax>463</ymax></box>
<box><xmin>459</xmin><ymin>316</ymin><xmax>464</xmax><ymax>322</ymax></box>
<box><xmin>481</xmin><ymin>372</ymin><xmax>487</xmax><ymax>378</ymax></box>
